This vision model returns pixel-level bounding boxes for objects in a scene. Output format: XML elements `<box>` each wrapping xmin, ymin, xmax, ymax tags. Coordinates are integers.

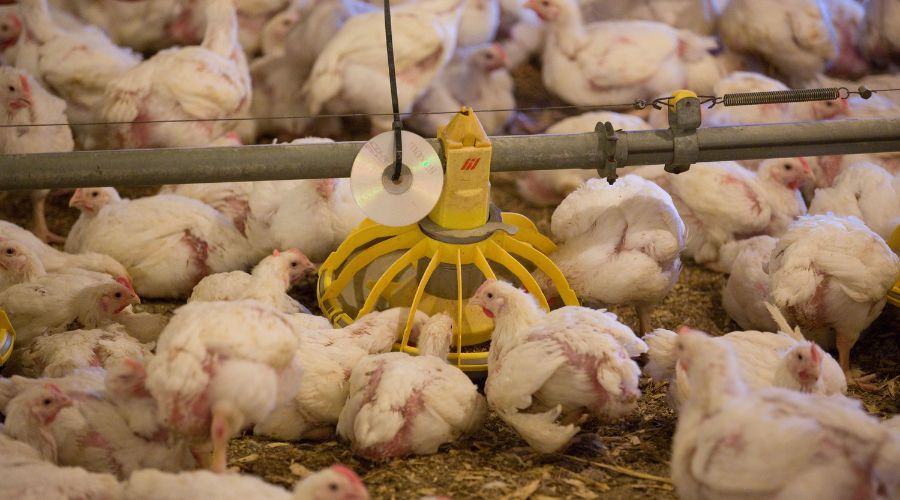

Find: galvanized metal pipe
<box><xmin>1</xmin><ymin>118</ymin><xmax>899</xmax><ymax>190</ymax></box>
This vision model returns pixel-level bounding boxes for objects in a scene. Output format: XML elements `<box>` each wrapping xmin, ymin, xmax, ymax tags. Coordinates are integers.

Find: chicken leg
<box><xmin>30</xmin><ymin>189</ymin><xmax>65</xmax><ymax>243</ymax></box>
<box><xmin>835</xmin><ymin>329</ymin><xmax>878</xmax><ymax>392</ymax></box>
<box><xmin>636</xmin><ymin>305</ymin><xmax>653</xmax><ymax>336</ymax></box>
<box><xmin>210</xmin><ymin>411</ymin><xmax>231</xmax><ymax>473</ymax></box>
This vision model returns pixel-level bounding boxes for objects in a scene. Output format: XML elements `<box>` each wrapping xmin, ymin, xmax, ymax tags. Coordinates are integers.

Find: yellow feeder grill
<box><xmin>317</xmin><ymin>108</ymin><xmax>578</xmax><ymax>372</ymax></box>
<box><xmin>888</xmin><ymin>224</ymin><xmax>900</xmax><ymax>308</ymax></box>
<box><xmin>0</xmin><ymin>308</ymin><xmax>15</xmax><ymax>367</ymax></box>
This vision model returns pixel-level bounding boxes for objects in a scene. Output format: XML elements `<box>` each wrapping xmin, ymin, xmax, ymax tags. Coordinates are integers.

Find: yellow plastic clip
<box><xmin>0</xmin><ymin>308</ymin><xmax>16</xmax><ymax>367</ymax></box>
<box><xmin>668</xmin><ymin>89</ymin><xmax>699</xmax><ymax>110</ymax></box>
<box><xmin>887</xmin><ymin>225</ymin><xmax>900</xmax><ymax>308</ymax></box>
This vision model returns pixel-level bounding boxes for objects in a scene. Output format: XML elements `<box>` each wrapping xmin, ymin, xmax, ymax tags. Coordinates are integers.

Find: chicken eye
<box><xmin>486</xmin><ymin>292</ymin><xmax>493</xmax><ymax>299</ymax></box>
<box><xmin>797</xmin><ymin>353</ymin><xmax>804</xmax><ymax>360</ymax></box>
<box><xmin>7</xmin><ymin>85</ymin><xmax>13</xmax><ymax>92</ymax></box>
<box><xmin>783</xmin><ymin>164</ymin><xmax>792</xmax><ymax>170</ymax></box>
<box><xmin>91</xmin><ymin>192</ymin><xmax>99</xmax><ymax>198</ymax></box>
<box><xmin>290</xmin><ymin>262</ymin><xmax>297</xmax><ymax>267</ymax></box>
<box><xmin>43</xmin><ymin>398</ymin><xmax>52</xmax><ymax>405</ymax></box>
<box><xmin>114</xmin><ymin>292</ymin><xmax>122</xmax><ymax>298</ymax></box>
<box><xmin>328</xmin><ymin>483</ymin><xmax>338</xmax><ymax>491</ymax></box>
<box><xmin>5</xmin><ymin>248</ymin><xmax>13</xmax><ymax>255</ymax></box>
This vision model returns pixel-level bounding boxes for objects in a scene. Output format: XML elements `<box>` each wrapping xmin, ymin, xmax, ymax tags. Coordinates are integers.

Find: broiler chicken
<box><xmin>190</xmin><ymin>248</ymin><xmax>316</xmax><ymax>313</ymax></box>
<box><xmin>362</xmin><ymin>0</ymin><xmax>499</xmax><ymax>48</ymax></box>
<box><xmin>768</xmin><ymin>214</ymin><xmax>900</xmax><ymax>389</ymax></box>
<box><xmin>472</xmin><ymin>280</ymin><xmax>646</xmax><ymax>453</ymax></box>
<box><xmin>337</xmin><ymin>314</ymin><xmax>487</xmax><ymax>459</ymax></box>
<box><xmin>408</xmin><ymin>43</ymin><xmax>514</xmax><ymax>137</ymax></box>
<box><xmin>809</xmin><ymin>162</ymin><xmax>900</xmax><ymax>241</ymax></box>
<box><xmin>13</xmin><ymin>0</ymin><xmax>141</xmax><ymax>144</ymax></box>
<box><xmin>259</xmin><ymin>1</ymin><xmax>300</xmax><ymax>57</ymax></box>
<box><xmin>644</xmin><ymin>307</ymin><xmax>846</xmax><ymax>410</ymax></box>
<box><xmin>0</xmin><ymin>273</ymin><xmax>139</xmax><ymax>348</ymax></box>
<box><xmin>0</xmin><ymin>66</ymin><xmax>73</xmax><ymax>243</ymax></box>
<box><xmin>14</xmin><ymin>324</ymin><xmax>153</xmax><ymax>378</ymax></box>
<box><xmin>66</xmin><ymin>187</ymin><xmax>255</xmax><ymax>298</ymax></box>
<box><xmin>718</xmin><ymin>0</ymin><xmax>837</xmax><ymax>84</ymax></box>
<box><xmin>632</xmin><ymin>158</ymin><xmax>816</xmax><ymax>270</ymax></box>
<box><xmin>0</xmin><ymin>220</ymin><xmax>129</xmax><ymax>279</ymax></box>
<box><xmin>527</xmin><ymin>0</ymin><xmax>718</xmax><ymax>106</ymax></box>
<box><xmin>123</xmin><ymin>464</ymin><xmax>370</xmax><ymax>500</ymax></box>
<box><xmin>244</xmin><ymin>173</ymin><xmax>365</xmax><ymax>263</ymax></box>
<box><xmin>515</xmin><ymin>112</ymin><xmax>654</xmax><ymax>207</ymax></box>
<box><xmin>94</xmin><ymin>0</ymin><xmax>251</xmax><ymax>150</ymax></box>
<box><xmin>53</xmin><ymin>0</ymin><xmax>185</xmax><ymax>53</ymax></box>
<box><xmin>822</xmin><ymin>0</ymin><xmax>869</xmax><ymax>79</ymax></box>
<box><xmin>146</xmin><ymin>299</ymin><xmax>303</xmax><ymax>472</ymax></box>
<box><xmin>536</xmin><ymin>176</ymin><xmax>685</xmax><ymax>334</ymax></box>
<box><xmin>301</xmin><ymin>0</ymin><xmax>464</xmax><ymax>134</ymax></box>
<box><xmin>720</xmin><ymin>236</ymin><xmax>780</xmax><ymax>332</ymax></box>
<box><xmin>0</xmin><ymin>433</ymin><xmax>123</xmax><ymax>500</ymax></box>
<box><xmin>255</xmin><ymin>307</ymin><xmax>429</xmax><ymax>441</ymax></box>
<box><xmin>670</xmin><ymin>328</ymin><xmax>900</xmax><ymax>500</ymax></box>
<box><xmin>2</xmin><ymin>382</ymin><xmax>74</xmax><ymax>462</ymax></box>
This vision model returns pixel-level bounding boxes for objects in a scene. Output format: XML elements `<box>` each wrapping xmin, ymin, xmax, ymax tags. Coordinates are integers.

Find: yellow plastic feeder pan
<box><xmin>0</xmin><ymin>308</ymin><xmax>15</xmax><ymax>367</ymax></box>
<box><xmin>888</xmin><ymin>224</ymin><xmax>900</xmax><ymax>308</ymax></box>
<box><xmin>317</xmin><ymin>108</ymin><xmax>578</xmax><ymax>372</ymax></box>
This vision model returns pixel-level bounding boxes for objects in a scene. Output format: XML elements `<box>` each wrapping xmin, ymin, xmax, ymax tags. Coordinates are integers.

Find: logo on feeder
<box><xmin>460</xmin><ymin>157</ymin><xmax>481</xmax><ymax>171</ymax></box>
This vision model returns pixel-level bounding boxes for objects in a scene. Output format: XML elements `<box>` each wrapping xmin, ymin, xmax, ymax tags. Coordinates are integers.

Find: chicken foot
<box><xmin>30</xmin><ymin>189</ymin><xmax>65</xmax><ymax>243</ymax></box>
<box><xmin>210</xmin><ymin>411</ymin><xmax>231</xmax><ymax>473</ymax></box>
<box><xmin>836</xmin><ymin>330</ymin><xmax>879</xmax><ymax>392</ymax></box>
<box><xmin>636</xmin><ymin>305</ymin><xmax>654</xmax><ymax>336</ymax></box>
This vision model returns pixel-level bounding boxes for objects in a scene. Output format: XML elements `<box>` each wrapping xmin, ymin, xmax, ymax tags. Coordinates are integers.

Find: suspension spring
<box><xmin>722</xmin><ymin>88</ymin><xmax>842</xmax><ymax>107</ymax></box>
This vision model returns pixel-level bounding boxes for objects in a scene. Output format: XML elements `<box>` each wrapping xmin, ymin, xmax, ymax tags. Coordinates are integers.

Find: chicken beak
<box><xmin>488</xmin><ymin>44</ymin><xmax>507</xmax><ymax>71</ymax></box>
<box><xmin>524</xmin><ymin>0</ymin><xmax>543</xmax><ymax>17</ymax></box>
<box><xmin>68</xmin><ymin>189</ymin><xmax>87</xmax><ymax>209</ymax></box>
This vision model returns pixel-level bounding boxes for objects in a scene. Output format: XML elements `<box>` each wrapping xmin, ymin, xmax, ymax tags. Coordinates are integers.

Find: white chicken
<box><xmin>0</xmin><ymin>433</ymin><xmax>122</xmax><ymax>500</ymax></box>
<box><xmin>0</xmin><ymin>275</ymin><xmax>139</xmax><ymax>348</ymax></box>
<box><xmin>337</xmin><ymin>313</ymin><xmax>486</xmax><ymax>459</ymax></box>
<box><xmin>14</xmin><ymin>324</ymin><xmax>153</xmax><ymax>378</ymax></box>
<box><xmin>145</xmin><ymin>299</ymin><xmax>303</xmax><ymax>472</ymax></box>
<box><xmin>2</xmin><ymin>382</ymin><xmax>74</xmax><ymax>462</ymax></box>
<box><xmin>66</xmin><ymin>187</ymin><xmax>255</xmax><ymax>299</ymax></box>
<box><xmin>53</xmin><ymin>0</ymin><xmax>185</xmax><ymax>53</ymax></box>
<box><xmin>245</xmin><ymin>175</ymin><xmax>365</xmax><ymax>263</ymax></box>
<box><xmin>0</xmin><ymin>366</ymin><xmax>106</xmax><ymax>411</ymax></box>
<box><xmin>497</xmin><ymin>6</ymin><xmax>544</xmax><ymax>69</ymax></box>
<box><xmin>515</xmin><ymin>112</ymin><xmax>654</xmax><ymax>206</ymax></box>
<box><xmin>123</xmin><ymin>464</ymin><xmax>370</xmax><ymax>500</ymax></box>
<box><xmin>362</xmin><ymin>0</ymin><xmax>499</xmax><ymax>48</ymax></box>
<box><xmin>0</xmin><ymin>220</ymin><xmax>129</xmax><ymax>279</ymax></box>
<box><xmin>95</xmin><ymin>0</ymin><xmax>251</xmax><ymax>150</ymax></box>
<box><xmin>302</xmin><ymin>0</ymin><xmax>464</xmax><ymax>134</ymax></box>
<box><xmin>190</xmin><ymin>248</ymin><xmax>316</xmax><ymax>313</ymax></box>
<box><xmin>632</xmin><ymin>158</ymin><xmax>815</xmax><ymax>270</ymax></box>
<box><xmin>670</xmin><ymin>328</ymin><xmax>900</xmax><ymax>500</ymax></box>
<box><xmin>768</xmin><ymin>214</ymin><xmax>900</xmax><ymax>388</ymax></box>
<box><xmin>527</xmin><ymin>0</ymin><xmax>718</xmax><ymax>106</ymax></box>
<box><xmin>0</xmin><ymin>8</ymin><xmax>21</xmax><ymax>63</ymax></box>
<box><xmin>409</xmin><ymin>43</ymin><xmax>514</xmax><ymax>137</ymax></box>
<box><xmin>158</xmin><ymin>181</ymin><xmax>254</xmax><ymax>235</ymax></box>
<box><xmin>576</xmin><ymin>0</ymin><xmax>719</xmax><ymax>35</ymax></box>
<box><xmin>471</xmin><ymin>280</ymin><xmax>646</xmax><ymax>453</ymax></box>
<box><xmin>720</xmin><ymin>236</ymin><xmax>780</xmax><ymax>332</ymax></box>
<box><xmin>718</xmin><ymin>0</ymin><xmax>837</xmax><ymax>84</ymax></box>
<box><xmin>0</xmin><ymin>66</ymin><xmax>73</xmax><ymax>243</ymax></box>
<box><xmin>644</xmin><ymin>312</ymin><xmax>846</xmax><ymax>409</ymax></box>
<box><xmin>255</xmin><ymin>307</ymin><xmax>428</xmax><ymax>441</ymax></box>
<box><xmin>861</xmin><ymin>0</ymin><xmax>900</xmax><ymax>67</ymax></box>
<box><xmin>536</xmin><ymin>176</ymin><xmax>685</xmax><ymax>334</ymax></box>
<box><xmin>808</xmin><ymin>162</ymin><xmax>900</xmax><ymax>240</ymax></box>
<box><xmin>13</xmin><ymin>0</ymin><xmax>141</xmax><ymax>139</ymax></box>
<box><xmin>258</xmin><ymin>1</ymin><xmax>300</xmax><ymax>57</ymax></box>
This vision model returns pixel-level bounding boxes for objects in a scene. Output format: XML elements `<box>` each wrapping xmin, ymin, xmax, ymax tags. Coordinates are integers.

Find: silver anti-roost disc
<box><xmin>350</xmin><ymin>130</ymin><xmax>444</xmax><ymax>227</ymax></box>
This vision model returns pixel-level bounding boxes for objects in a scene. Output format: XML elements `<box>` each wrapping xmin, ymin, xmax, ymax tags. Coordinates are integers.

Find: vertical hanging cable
<box><xmin>383</xmin><ymin>0</ymin><xmax>404</xmax><ymax>181</ymax></box>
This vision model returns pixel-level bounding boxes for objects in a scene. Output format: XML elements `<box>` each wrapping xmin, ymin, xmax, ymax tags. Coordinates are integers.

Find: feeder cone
<box><xmin>0</xmin><ymin>308</ymin><xmax>15</xmax><ymax>367</ymax></box>
<box><xmin>888</xmin><ymin>225</ymin><xmax>900</xmax><ymax>308</ymax></box>
<box><xmin>317</xmin><ymin>108</ymin><xmax>578</xmax><ymax>372</ymax></box>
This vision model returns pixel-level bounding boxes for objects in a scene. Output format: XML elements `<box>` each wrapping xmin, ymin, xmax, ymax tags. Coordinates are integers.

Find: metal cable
<box><xmin>2</xmin><ymin>88</ymin><xmax>899</xmax><ymax>130</ymax></box>
<box><xmin>383</xmin><ymin>0</ymin><xmax>403</xmax><ymax>181</ymax></box>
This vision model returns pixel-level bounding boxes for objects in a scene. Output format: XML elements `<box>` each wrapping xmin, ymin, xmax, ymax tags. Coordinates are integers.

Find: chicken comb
<box><xmin>330</xmin><ymin>464</ymin><xmax>364</xmax><ymax>486</ymax></box>
<box><xmin>18</xmin><ymin>74</ymin><xmax>31</xmax><ymax>98</ymax></box>
<box><xmin>42</xmin><ymin>383</ymin><xmax>66</xmax><ymax>397</ymax></box>
<box><xmin>797</xmin><ymin>157</ymin><xmax>812</xmax><ymax>174</ymax></box>
<box><xmin>114</xmin><ymin>276</ymin><xmax>137</xmax><ymax>295</ymax></box>
<box><xmin>272</xmin><ymin>249</ymin><xmax>281</xmax><ymax>257</ymax></box>
<box><xmin>809</xmin><ymin>343</ymin><xmax>821</xmax><ymax>364</ymax></box>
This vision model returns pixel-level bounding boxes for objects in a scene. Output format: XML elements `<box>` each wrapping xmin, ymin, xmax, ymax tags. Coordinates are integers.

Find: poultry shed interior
<box><xmin>0</xmin><ymin>0</ymin><xmax>899</xmax><ymax>499</ymax></box>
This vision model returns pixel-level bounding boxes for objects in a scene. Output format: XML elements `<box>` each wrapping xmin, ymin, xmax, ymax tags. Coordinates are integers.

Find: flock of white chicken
<box><xmin>0</xmin><ymin>0</ymin><xmax>899</xmax><ymax>498</ymax></box>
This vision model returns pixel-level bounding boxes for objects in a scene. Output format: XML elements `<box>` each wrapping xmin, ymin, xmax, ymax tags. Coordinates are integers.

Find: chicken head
<box><xmin>98</xmin><ymin>280</ymin><xmax>141</xmax><ymax>315</ymax></box>
<box><xmin>28</xmin><ymin>383</ymin><xmax>73</xmax><ymax>425</ymax></box>
<box><xmin>525</xmin><ymin>0</ymin><xmax>566</xmax><ymax>22</ymax></box>
<box><xmin>785</xmin><ymin>342</ymin><xmax>823</xmax><ymax>392</ymax></box>
<box><xmin>472</xmin><ymin>43</ymin><xmax>507</xmax><ymax>72</ymax></box>
<box><xmin>292</xmin><ymin>464</ymin><xmax>370</xmax><ymax>500</ymax></box>
<box><xmin>0</xmin><ymin>238</ymin><xmax>34</xmax><ymax>277</ymax></box>
<box><xmin>759</xmin><ymin>157</ymin><xmax>816</xmax><ymax>190</ymax></box>
<box><xmin>0</xmin><ymin>65</ymin><xmax>32</xmax><ymax>112</ymax></box>
<box><xmin>280</xmin><ymin>248</ymin><xmax>316</xmax><ymax>284</ymax></box>
<box><xmin>69</xmin><ymin>187</ymin><xmax>121</xmax><ymax>214</ymax></box>
<box><xmin>469</xmin><ymin>279</ymin><xmax>515</xmax><ymax>318</ymax></box>
<box><xmin>0</xmin><ymin>12</ymin><xmax>20</xmax><ymax>50</ymax></box>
